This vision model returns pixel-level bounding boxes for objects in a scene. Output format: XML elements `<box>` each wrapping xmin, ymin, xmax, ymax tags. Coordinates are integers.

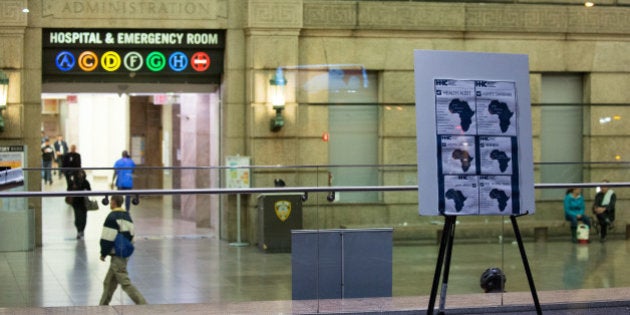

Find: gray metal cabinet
<box><xmin>291</xmin><ymin>228</ymin><xmax>392</xmax><ymax>300</ymax></box>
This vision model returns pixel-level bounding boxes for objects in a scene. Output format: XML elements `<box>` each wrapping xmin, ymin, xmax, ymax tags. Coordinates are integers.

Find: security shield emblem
<box><xmin>274</xmin><ymin>200</ymin><xmax>292</xmax><ymax>222</ymax></box>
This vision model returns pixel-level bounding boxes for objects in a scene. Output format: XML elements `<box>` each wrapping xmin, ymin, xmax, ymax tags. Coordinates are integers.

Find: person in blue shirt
<box><xmin>111</xmin><ymin>150</ymin><xmax>136</xmax><ymax>211</ymax></box>
<box><xmin>564</xmin><ymin>188</ymin><xmax>591</xmax><ymax>243</ymax></box>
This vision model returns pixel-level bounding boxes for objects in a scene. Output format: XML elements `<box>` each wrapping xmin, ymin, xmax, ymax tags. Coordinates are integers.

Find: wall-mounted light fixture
<box><xmin>0</xmin><ymin>70</ymin><xmax>10</xmax><ymax>132</ymax></box>
<box><xmin>269</xmin><ymin>67</ymin><xmax>287</xmax><ymax>132</ymax></box>
<box><xmin>266</xmin><ymin>64</ymin><xmax>367</xmax><ymax>132</ymax></box>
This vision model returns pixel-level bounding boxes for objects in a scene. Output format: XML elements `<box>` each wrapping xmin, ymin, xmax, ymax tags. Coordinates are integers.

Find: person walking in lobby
<box><xmin>53</xmin><ymin>135</ymin><xmax>68</xmax><ymax>180</ymax></box>
<box><xmin>41</xmin><ymin>138</ymin><xmax>55</xmax><ymax>185</ymax></box>
<box><xmin>67</xmin><ymin>169</ymin><xmax>91</xmax><ymax>240</ymax></box>
<box><xmin>62</xmin><ymin>144</ymin><xmax>82</xmax><ymax>186</ymax></box>
<box><xmin>98</xmin><ymin>195</ymin><xmax>146</xmax><ymax>305</ymax></box>
<box><xmin>112</xmin><ymin>150</ymin><xmax>136</xmax><ymax>211</ymax></box>
<box><xmin>592</xmin><ymin>180</ymin><xmax>616</xmax><ymax>242</ymax></box>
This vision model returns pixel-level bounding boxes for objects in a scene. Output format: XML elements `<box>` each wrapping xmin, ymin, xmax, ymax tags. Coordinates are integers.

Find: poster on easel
<box><xmin>225</xmin><ymin>155</ymin><xmax>251</xmax><ymax>188</ymax></box>
<box><xmin>415</xmin><ymin>50</ymin><xmax>534</xmax><ymax>216</ymax></box>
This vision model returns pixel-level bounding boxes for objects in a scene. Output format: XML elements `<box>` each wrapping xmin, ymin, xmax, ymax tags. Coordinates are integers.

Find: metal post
<box><xmin>428</xmin><ymin>215</ymin><xmax>455</xmax><ymax>315</ymax></box>
<box><xmin>510</xmin><ymin>215</ymin><xmax>542</xmax><ymax>315</ymax></box>
<box><xmin>229</xmin><ymin>193</ymin><xmax>249</xmax><ymax>247</ymax></box>
<box><xmin>438</xmin><ymin>216</ymin><xmax>456</xmax><ymax>315</ymax></box>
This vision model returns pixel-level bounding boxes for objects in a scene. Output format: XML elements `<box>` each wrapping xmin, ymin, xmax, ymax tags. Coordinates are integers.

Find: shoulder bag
<box><xmin>85</xmin><ymin>198</ymin><xmax>99</xmax><ymax>211</ymax></box>
<box><xmin>114</xmin><ymin>233</ymin><xmax>135</xmax><ymax>258</ymax></box>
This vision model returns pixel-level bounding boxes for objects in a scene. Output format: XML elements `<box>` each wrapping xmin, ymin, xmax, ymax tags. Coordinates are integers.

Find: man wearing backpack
<box><xmin>98</xmin><ymin>195</ymin><xmax>146</xmax><ymax>305</ymax></box>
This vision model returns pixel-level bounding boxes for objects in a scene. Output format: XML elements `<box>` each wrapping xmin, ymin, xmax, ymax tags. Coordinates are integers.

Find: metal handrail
<box><xmin>21</xmin><ymin>160</ymin><xmax>630</xmax><ymax>171</ymax></box>
<box><xmin>1</xmin><ymin>182</ymin><xmax>629</xmax><ymax>198</ymax></box>
<box><xmin>27</xmin><ymin>164</ymin><xmax>418</xmax><ymax>171</ymax></box>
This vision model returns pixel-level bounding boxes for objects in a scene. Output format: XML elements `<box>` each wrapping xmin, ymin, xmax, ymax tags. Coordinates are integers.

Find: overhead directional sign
<box><xmin>42</xmin><ymin>29</ymin><xmax>225</xmax><ymax>84</ymax></box>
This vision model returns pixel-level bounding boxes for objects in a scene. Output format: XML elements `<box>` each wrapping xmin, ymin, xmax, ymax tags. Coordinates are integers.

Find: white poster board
<box><xmin>415</xmin><ymin>50</ymin><xmax>534</xmax><ymax>216</ymax></box>
<box><xmin>0</xmin><ymin>145</ymin><xmax>26</xmax><ymax>210</ymax></box>
<box><xmin>225</xmin><ymin>155</ymin><xmax>251</xmax><ymax>188</ymax></box>
<box><xmin>0</xmin><ymin>145</ymin><xmax>32</xmax><ymax>252</ymax></box>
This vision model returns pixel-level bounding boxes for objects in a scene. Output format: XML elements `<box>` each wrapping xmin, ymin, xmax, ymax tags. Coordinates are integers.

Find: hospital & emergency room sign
<box><xmin>42</xmin><ymin>29</ymin><xmax>225</xmax><ymax>84</ymax></box>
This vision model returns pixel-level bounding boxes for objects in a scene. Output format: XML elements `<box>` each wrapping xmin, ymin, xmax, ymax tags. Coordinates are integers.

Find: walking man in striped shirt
<box><xmin>98</xmin><ymin>195</ymin><xmax>146</xmax><ymax>305</ymax></box>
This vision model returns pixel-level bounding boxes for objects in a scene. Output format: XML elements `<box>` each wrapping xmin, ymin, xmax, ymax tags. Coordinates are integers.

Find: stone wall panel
<box><xmin>2</xmin><ymin>104</ymin><xmax>22</xmax><ymax>138</ymax></box>
<box><xmin>302</xmin><ymin>2</ymin><xmax>630</xmax><ymax>36</ymax></box>
<box><xmin>586</xmin><ymin>136</ymin><xmax>630</xmax><ymax>162</ymax></box>
<box><xmin>382</xmin><ymin>71</ymin><xmax>414</xmax><ymax>104</ymax></box>
<box><xmin>589</xmin><ymin>74</ymin><xmax>630</xmax><ymax>103</ymax></box>
<box><xmin>297</xmin><ymin>137</ymin><xmax>328</xmax><ymax>166</ymax></box>
<box><xmin>248</xmin><ymin>34</ymin><xmax>299</xmax><ymax>69</ymax></box>
<box><xmin>591</xmin><ymin>42</ymin><xmax>630</xmax><ymax>72</ymax></box>
<box><xmin>0</xmin><ymin>1</ymin><xmax>27</xmax><ymax>27</ymax></box>
<box><xmin>297</xmin><ymin>105</ymin><xmax>327</xmax><ymax>137</ymax></box>
<box><xmin>304</xmin><ymin>1</ymin><xmax>356</xmax><ymax>28</ymax></box>
<box><xmin>568</xmin><ymin>6</ymin><xmax>630</xmax><ymax>34</ymax></box>
<box><xmin>41</xmin><ymin>0</ymin><xmax>224</xmax><ymax>22</ymax></box>
<box><xmin>467</xmin><ymin>4</ymin><xmax>568</xmax><ymax>33</ymax></box>
<box><xmin>0</xmin><ymin>32</ymin><xmax>24</xmax><ymax>69</ymax></box>
<box><xmin>247</xmin><ymin>0</ymin><xmax>302</xmax><ymax>28</ymax></box>
<box><xmin>589</xmin><ymin>106</ymin><xmax>630</xmax><ymax>136</ymax></box>
<box><xmin>252</xmin><ymin>137</ymin><xmax>298</xmax><ymax>166</ymax></box>
<box><xmin>383</xmin><ymin>138</ymin><xmax>417</xmax><ymax>165</ymax></box>
<box><xmin>359</xmin><ymin>2</ymin><xmax>465</xmax><ymax>31</ymax></box>
<box><xmin>382</xmin><ymin>105</ymin><xmax>416</xmax><ymax>137</ymax></box>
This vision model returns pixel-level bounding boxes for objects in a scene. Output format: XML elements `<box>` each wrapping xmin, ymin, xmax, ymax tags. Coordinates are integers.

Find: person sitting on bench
<box><xmin>564</xmin><ymin>188</ymin><xmax>591</xmax><ymax>243</ymax></box>
<box><xmin>592</xmin><ymin>180</ymin><xmax>616</xmax><ymax>242</ymax></box>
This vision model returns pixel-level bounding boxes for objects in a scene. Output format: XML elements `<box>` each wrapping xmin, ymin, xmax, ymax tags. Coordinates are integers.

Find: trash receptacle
<box><xmin>257</xmin><ymin>193</ymin><xmax>303</xmax><ymax>253</ymax></box>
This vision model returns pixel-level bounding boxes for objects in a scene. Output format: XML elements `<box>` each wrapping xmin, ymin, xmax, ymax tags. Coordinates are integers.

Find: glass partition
<box><xmin>3</xmin><ymin>160</ymin><xmax>622</xmax><ymax>309</ymax></box>
<box><xmin>3</xmin><ymin>98</ymin><xmax>629</xmax><ymax>311</ymax></box>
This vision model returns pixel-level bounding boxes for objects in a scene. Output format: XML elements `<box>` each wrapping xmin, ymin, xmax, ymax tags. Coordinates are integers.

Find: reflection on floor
<box><xmin>1</xmin><ymin>177</ymin><xmax>630</xmax><ymax>314</ymax></box>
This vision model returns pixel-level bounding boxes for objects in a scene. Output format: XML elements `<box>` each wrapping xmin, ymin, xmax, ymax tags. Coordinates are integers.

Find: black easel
<box><xmin>426</xmin><ymin>214</ymin><xmax>542</xmax><ymax>315</ymax></box>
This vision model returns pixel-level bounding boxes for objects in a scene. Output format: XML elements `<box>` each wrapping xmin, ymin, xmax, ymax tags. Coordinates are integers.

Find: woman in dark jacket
<box><xmin>68</xmin><ymin>170</ymin><xmax>91</xmax><ymax>240</ymax></box>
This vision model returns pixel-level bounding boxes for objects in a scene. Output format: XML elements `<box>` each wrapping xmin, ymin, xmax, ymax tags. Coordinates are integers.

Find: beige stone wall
<box><xmin>583</xmin><ymin>72</ymin><xmax>630</xmax><ymax>206</ymax></box>
<box><xmin>246</xmin><ymin>1</ymin><xmax>630</xmax><ymax>234</ymax></box>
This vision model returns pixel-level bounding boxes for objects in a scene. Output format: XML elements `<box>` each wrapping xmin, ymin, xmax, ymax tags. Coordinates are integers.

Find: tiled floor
<box><xmin>1</xmin><ymin>177</ymin><xmax>630</xmax><ymax>314</ymax></box>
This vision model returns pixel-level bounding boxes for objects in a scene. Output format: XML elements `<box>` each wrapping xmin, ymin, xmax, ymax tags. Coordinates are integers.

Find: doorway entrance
<box><xmin>41</xmin><ymin>83</ymin><xmax>221</xmax><ymax>241</ymax></box>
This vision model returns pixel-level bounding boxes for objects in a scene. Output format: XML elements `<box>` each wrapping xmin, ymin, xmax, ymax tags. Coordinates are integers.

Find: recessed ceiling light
<box><xmin>584</xmin><ymin>2</ymin><xmax>594</xmax><ymax>7</ymax></box>
<box><xmin>22</xmin><ymin>8</ymin><xmax>29</xmax><ymax>13</ymax></box>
